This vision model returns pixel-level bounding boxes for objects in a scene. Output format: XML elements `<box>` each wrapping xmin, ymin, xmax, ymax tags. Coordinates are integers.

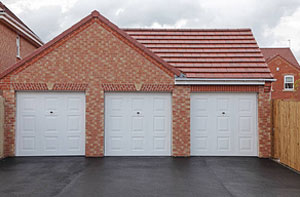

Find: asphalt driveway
<box><xmin>0</xmin><ymin>157</ymin><xmax>300</xmax><ymax>197</ymax></box>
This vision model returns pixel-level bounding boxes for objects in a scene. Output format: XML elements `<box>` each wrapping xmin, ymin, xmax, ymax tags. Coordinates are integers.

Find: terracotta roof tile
<box><xmin>260</xmin><ymin>48</ymin><xmax>300</xmax><ymax>67</ymax></box>
<box><xmin>124</xmin><ymin>28</ymin><xmax>272</xmax><ymax>79</ymax></box>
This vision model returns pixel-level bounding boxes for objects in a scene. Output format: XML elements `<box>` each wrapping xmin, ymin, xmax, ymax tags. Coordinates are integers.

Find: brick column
<box><xmin>258</xmin><ymin>83</ymin><xmax>272</xmax><ymax>157</ymax></box>
<box><xmin>172</xmin><ymin>86</ymin><xmax>191</xmax><ymax>156</ymax></box>
<box><xmin>85</xmin><ymin>86</ymin><xmax>104</xmax><ymax>157</ymax></box>
<box><xmin>3</xmin><ymin>89</ymin><xmax>16</xmax><ymax>157</ymax></box>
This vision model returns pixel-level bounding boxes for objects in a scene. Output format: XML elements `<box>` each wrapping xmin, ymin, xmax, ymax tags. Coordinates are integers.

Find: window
<box><xmin>16</xmin><ymin>35</ymin><xmax>20</xmax><ymax>58</ymax></box>
<box><xmin>284</xmin><ymin>75</ymin><xmax>294</xmax><ymax>90</ymax></box>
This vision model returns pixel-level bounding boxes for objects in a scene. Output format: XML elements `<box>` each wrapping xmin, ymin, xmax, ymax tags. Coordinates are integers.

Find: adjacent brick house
<box><xmin>0</xmin><ymin>11</ymin><xmax>274</xmax><ymax>158</ymax></box>
<box><xmin>0</xmin><ymin>2</ymin><xmax>43</xmax><ymax>73</ymax></box>
<box><xmin>261</xmin><ymin>48</ymin><xmax>300</xmax><ymax>100</ymax></box>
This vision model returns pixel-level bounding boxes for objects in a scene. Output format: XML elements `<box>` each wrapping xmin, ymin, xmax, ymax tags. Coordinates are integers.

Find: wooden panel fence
<box><xmin>0</xmin><ymin>96</ymin><xmax>4</xmax><ymax>158</ymax></box>
<box><xmin>273</xmin><ymin>100</ymin><xmax>300</xmax><ymax>171</ymax></box>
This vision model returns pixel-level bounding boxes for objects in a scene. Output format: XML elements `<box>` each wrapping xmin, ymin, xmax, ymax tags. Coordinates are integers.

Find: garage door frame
<box><xmin>190</xmin><ymin>92</ymin><xmax>258</xmax><ymax>156</ymax></box>
<box><xmin>15</xmin><ymin>91</ymin><xmax>86</xmax><ymax>156</ymax></box>
<box><xmin>104</xmin><ymin>92</ymin><xmax>172</xmax><ymax>156</ymax></box>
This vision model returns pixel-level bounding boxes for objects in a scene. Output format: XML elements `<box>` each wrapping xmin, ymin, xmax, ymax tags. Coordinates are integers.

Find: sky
<box><xmin>2</xmin><ymin>0</ymin><xmax>300</xmax><ymax>62</ymax></box>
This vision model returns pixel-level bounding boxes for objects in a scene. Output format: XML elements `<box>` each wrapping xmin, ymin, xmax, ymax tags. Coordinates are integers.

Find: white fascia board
<box><xmin>0</xmin><ymin>14</ymin><xmax>43</xmax><ymax>46</ymax></box>
<box><xmin>175</xmin><ymin>78</ymin><xmax>276</xmax><ymax>85</ymax></box>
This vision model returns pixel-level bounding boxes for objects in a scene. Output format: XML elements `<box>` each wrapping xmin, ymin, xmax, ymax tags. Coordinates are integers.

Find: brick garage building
<box><xmin>261</xmin><ymin>48</ymin><xmax>300</xmax><ymax>100</ymax></box>
<box><xmin>0</xmin><ymin>11</ymin><xmax>274</xmax><ymax>158</ymax></box>
<box><xmin>0</xmin><ymin>2</ymin><xmax>43</xmax><ymax>73</ymax></box>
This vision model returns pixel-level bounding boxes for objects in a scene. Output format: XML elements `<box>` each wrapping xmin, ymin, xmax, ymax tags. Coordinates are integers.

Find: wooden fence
<box><xmin>0</xmin><ymin>96</ymin><xmax>4</xmax><ymax>158</ymax></box>
<box><xmin>273</xmin><ymin>100</ymin><xmax>300</xmax><ymax>171</ymax></box>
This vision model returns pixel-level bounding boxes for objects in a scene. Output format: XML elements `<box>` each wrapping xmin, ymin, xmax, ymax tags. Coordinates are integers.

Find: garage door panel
<box><xmin>131</xmin><ymin>98</ymin><xmax>144</xmax><ymax>110</ymax></box>
<box><xmin>239</xmin><ymin>136</ymin><xmax>254</xmax><ymax>152</ymax></box>
<box><xmin>216</xmin><ymin>97</ymin><xmax>230</xmax><ymax>112</ymax></box>
<box><xmin>44</xmin><ymin>97</ymin><xmax>59</xmax><ymax>110</ymax></box>
<box><xmin>21</xmin><ymin>116</ymin><xmax>36</xmax><ymax>133</ymax></box>
<box><xmin>153</xmin><ymin>98</ymin><xmax>166</xmax><ymax>112</ymax></box>
<box><xmin>192</xmin><ymin>116</ymin><xmax>208</xmax><ymax>133</ymax></box>
<box><xmin>193</xmin><ymin>137</ymin><xmax>209</xmax><ymax>152</ymax></box>
<box><xmin>191</xmin><ymin>93</ymin><xmax>257</xmax><ymax>156</ymax></box>
<box><xmin>44</xmin><ymin>136</ymin><xmax>59</xmax><ymax>152</ymax></box>
<box><xmin>21</xmin><ymin>136</ymin><xmax>36</xmax><ymax>151</ymax></box>
<box><xmin>105</xmin><ymin>93</ymin><xmax>171</xmax><ymax>156</ymax></box>
<box><xmin>21</xmin><ymin>97</ymin><xmax>37</xmax><ymax>112</ymax></box>
<box><xmin>67</xmin><ymin>97</ymin><xmax>82</xmax><ymax>112</ymax></box>
<box><xmin>16</xmin><ymin>92</ymin><xmax>85</xmax><ymax>156</ymax></box>
<box><xmin>67</xmin><ymin>116</ymin><xmax>81</xmax><ymax>132</ymax></box>
<box><xmin>239</xmin><ymin>116</ymin><xmax>253</xmax><ymax>133</ymax></box>
<box><xmin>216</xmin><ymin>136</ymin><xmax>231</xmax><ymax>152</ymax></box>
<box><xmin>153</xmin><ymin>136</ymin><xmax>168</xmax><ymax>151</ymax></box>
<box><xmin>131</xmin><ymin>137</ymin><xmax>145</xmax><ymax>152</ymax></box>
<box><xmin>153</xmin><ymin>116</ymin><xmax>167</xmax><ymax>132</ymax></box>
<box><xmin>110</xmin><ymin>98</ymin><xmax>123</xmax><ymax>111</ymax></box>
<box><xmin>108</xmin><ymin>116</ymin><xmax>123</xmax><ymax>132</ymax></box>
<box><xmin>109</xmin><ymin>137</ymin><xmax>123</xmax><ymax>151</ymax></box>
<box><xmin>66</xmin><ymin>136</ymin><xmax>81</xmax><ymax>151</ymax></box>
<box><xmin>193</xmin><ymin>98</ymin><xmax>208</xmax><ymax>112</ymax></box>
<box><xmin>216</xmin><ymin>116</ymin><xmax>231</xmax><ymax>132</ymax></box>
<box><xmin>239</xmin><ymin>99</ymin><xmax>252</xmax><ymax>112</ymax></box>
<box><xmin>132</xmin><ymin>116</ymin><xmax>144</xmax><ymax>132</ymax></box>
<box><xmin>44</xmin><ymin>115</ymin><xmax>60</xmax><ymax>132</ymax></box>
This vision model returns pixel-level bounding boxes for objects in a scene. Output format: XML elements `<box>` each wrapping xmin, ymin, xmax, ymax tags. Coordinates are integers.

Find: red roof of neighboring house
<box><xmin>124</xmin><ymin>28</ymin><xmax>272</xmax><ymax>79</ymax></box>
<box><xmin>0</xmin><ymin>11</ymin><xmax>181</xmax><ymax>79</ymax></box>
<box><xmin>260</xmin><ymin>48</ymin><xmax>300</xmax><ymax>68</ymax></box>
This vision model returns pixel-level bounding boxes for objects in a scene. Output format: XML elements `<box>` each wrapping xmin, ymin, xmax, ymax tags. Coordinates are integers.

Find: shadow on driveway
<box><xmin>0</xmin><ymin>157</ymin><xmax>300</xmax><ymax>197</ymax></box>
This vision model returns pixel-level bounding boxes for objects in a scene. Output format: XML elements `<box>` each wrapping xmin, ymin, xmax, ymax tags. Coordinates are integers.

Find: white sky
<box><xmin>3</xmin><ymin>0</ymin><xmax>300</xmax><ymax>62</ymax></box>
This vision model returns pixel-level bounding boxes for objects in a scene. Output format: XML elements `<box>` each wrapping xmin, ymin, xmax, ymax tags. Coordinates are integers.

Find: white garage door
<box><xmin>16</xmin><ymin>92</ymin><xmax>85</xmax><ymax>156</ymax></box>
<box><xmin>191</xmin><ymin>93</ymin><xmax>258</xmax><ymax>156</ymax></box>
<box><xmin>105</xmin><ymin>93</ymin><xmax>171</xmax><ymax>156</ymax></box>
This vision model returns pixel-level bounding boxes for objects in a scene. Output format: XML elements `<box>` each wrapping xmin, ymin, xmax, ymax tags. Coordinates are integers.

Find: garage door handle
<box><xmin>222</xmin><ymin>112</ymin><xmax>225</xmax><ymax>114</ymax></box>
<box><xmin>50</xmin><ymin>111</ymin><xmax>53</xmax><ymax>114</ymax></box>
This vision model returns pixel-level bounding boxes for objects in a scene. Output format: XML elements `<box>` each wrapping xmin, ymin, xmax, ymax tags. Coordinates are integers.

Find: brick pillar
<box><xmin>3</xmin><ymin>90</ymin><xmax>16</xmax><ymax>157</ymax></box>
<box><xmin>172</xmin><ymin>86</ymin><xmax>190</xmax><ymax>156</ymax></box>
<box><xmin>85</xmin><ymin>86</ymin><xmax>104</xmax><ymax>157</ymax></box>
<box><xmin>258</xmin><ymin>83</ymin><xmax>272</xmax><ymax>157</ymax></box>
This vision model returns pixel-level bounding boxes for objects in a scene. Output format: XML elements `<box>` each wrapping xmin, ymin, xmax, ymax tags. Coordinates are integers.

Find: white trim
<box><xmin>175</xmin><ymin>78</ymin><xmax>276</xmax><ymax>85</ymax></box>
<box><xmin>16</xmin><ymin>35</ymin><xmax>20</xmax><ymax>58</ymax></box>
<box><xmin>0</xmin><ymin>14</ymin><xmax>43</xmax><ymax>46</ymax></box>
<box><xmin>284</xmin><ymin>75</ymin><xmax>294</xmax><ymax>91</ymax></box>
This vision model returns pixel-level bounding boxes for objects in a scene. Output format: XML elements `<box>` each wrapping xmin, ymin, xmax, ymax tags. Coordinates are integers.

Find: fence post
<box><xmin>0</xmin><ymin>96</ymin><xmax>4</xmax><ymax>159</ymax></box>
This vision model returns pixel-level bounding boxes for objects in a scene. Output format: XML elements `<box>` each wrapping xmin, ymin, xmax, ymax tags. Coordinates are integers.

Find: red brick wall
<box><xmin>0</xmin><ymin>23</ymin><xmax>38</xmax><ymax>74</ymax></box>
<box><xmin>0</xmin><ymin>17</ymin><xmax>273</xmax><ymax>158</ymax></box>
<box><xmin>257</xmin><ymin>85</ymin><xmax>272</xmax><ymax>157</ymax></box>
<box><xmin>267</xmin><ymin>56</ymin><xmax>300</xmax><ymax>100</ymax></box>
<box><xmin>172</xmin><ymin>86</ymin><xmax>191</xmax><ymax>156</ymax></box>
<box><xmin>20</xmin><ymin>35</ymin><xmax>37</xmax><ymax>59</ymax></box>
<box><xmin>0</xmin><ymin>19</ymin><xmax>174</xmax><ymax>157</ymax></box>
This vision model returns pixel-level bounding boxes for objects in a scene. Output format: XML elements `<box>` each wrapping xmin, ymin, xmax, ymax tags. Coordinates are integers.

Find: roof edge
<box><xmin>122</xmin><ymin>28</ymin><xmax>252</xmax><ymax>32</ymax></box>
<box><xmin>175</xmin><ymin>78</ymin><xmax>276</xmax><ymax>85</ymax></box>
<box><xmin>0</xmin><ymin>15</ymin><xmax>43</xmax><ymax>47</ymax></box>
<box><xmin>0</xmin><ymin>2</ymin><xmax>43</xmax><ymax>46</ymax></box>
